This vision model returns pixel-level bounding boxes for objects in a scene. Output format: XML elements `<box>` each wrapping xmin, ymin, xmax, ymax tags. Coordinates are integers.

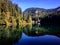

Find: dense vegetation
<box><xmin>0</xmin><ymin>0</ymin><xmax>60</xmax><ymax>45</ymax></box>
<box><xmin>0</xmin><ymin>0</ymin><xmax>32</xmax><ymax>26</ymax></box>
<box><xmin>0</xmin><ymin>0</ymin><xmax>60</xmax><ymax>26</ymax></box>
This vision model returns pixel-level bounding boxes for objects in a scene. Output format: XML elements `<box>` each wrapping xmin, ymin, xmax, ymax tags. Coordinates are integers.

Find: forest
<box><xmin>0</xmin><ymin>0</ymin><xmax>60</xmax><ymax>26</ymax></box>
<box><xmin>0</xmin><ymin>0</ymin><xmax>32</xmax><ymax>26</ymax></box>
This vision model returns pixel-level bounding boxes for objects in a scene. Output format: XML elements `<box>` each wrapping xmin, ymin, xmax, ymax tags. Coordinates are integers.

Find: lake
<box><xmin>0</xmin><ymin>24</ymin><xmax>60</xmax><ymax>45</ymax></box>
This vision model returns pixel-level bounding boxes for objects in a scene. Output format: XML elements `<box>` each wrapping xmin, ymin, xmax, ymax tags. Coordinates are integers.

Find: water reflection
<box><xmin>0</xmin><ymin>24</ymin><xmax>60</xmax><ymax>45</ymax></box>
<box><xmin>23</xmin><ymin>24</ymin><xmax>60</xmax><ymax>37</ymax></box>
<box><xmin>0</xmin><ymin>25</ymin><xmax>22</xmax><ymax>45</ymax></box>
<box><xmin>23</xmin><ymin>24</ymin><xmax>48</xmax><ymax>36</ymax></box>
<box><xmin>15</xmin><ymin>33</ymin><xmax>60</xmax><ymax>45</ymax></box>
<box><xmin>18</xmin><ymin>24</ymin><xmax>60</xmax><ymax>45</ymax></box>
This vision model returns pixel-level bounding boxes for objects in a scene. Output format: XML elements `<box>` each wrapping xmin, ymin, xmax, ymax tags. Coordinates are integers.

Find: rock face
<box><xmin>23</xmin><ymin>7</ymin><xmax>60</xmax><ymax>25</ymax></box>
<box><xmin>23</xmin><ymin>8</ymin><xmax>47</xmax><ymax>19</ymax></box>
<box><xmin>23</xmin><ymin>7</ymin><xmax>60</xmax><ymax>18</ymax></box>
<box><xmin>40</xmin><ymin>7</ymin><xmax>60</xmax><ymax>26</ymax></box>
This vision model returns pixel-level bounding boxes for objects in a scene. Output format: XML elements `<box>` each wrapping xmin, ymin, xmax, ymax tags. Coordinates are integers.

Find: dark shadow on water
<box><xmin>23</xmin><ymin>24</ymin><xmax>60</xmax><ymax>37</ymax></box>
<box><xmin>0</xmin><ymin>24</ymin><xmax>60</xmax><ymax>45</ymax></box>
<box><xmin>0</xmin><ymin>25</ymin><xmax>22</xmax><ymax>45</ymax></box>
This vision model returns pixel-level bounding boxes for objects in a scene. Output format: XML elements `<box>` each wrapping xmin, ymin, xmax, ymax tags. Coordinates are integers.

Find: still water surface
<box><xmin>14</xmin><ymin>33</ymin><xmax>60</xmax><ymax>45</ymax></box>
<box><xmin>0</xmin><ymin>24</ymin><xmax>60</xmax><ymax>45</ymax></box>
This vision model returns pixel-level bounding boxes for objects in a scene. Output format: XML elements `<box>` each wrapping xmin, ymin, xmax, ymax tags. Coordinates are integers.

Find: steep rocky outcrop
<box><xmin>23</xmin><ymin>7</ymin><xmax>60</xmax><ymax>25</ymax></box>
<box><xmin>23</xmin><ymin>8</ymin><xmax>47</xmax><ymax>20</ymax></box>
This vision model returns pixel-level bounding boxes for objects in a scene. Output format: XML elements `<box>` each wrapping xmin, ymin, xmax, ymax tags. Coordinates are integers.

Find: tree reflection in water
<box><xmin>0</xmin><ymin>24</ymin><xmax>60</xmax><ymax>45</ymax></box>
<box><xmin>23</xmin><ymin>24</ymin><xmax>60</xmax><ymax>37</ymax></box>
<box><xmin>0</xmin><ymin>25</ymin><xmax>22</xmax><ymax>45</ymax></box>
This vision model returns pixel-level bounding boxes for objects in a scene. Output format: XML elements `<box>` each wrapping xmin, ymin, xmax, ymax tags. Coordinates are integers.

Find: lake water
<box><xmin>13</xmin><ymin>33</ymin><xmax>60</xmax><ymax>45</ymax></box>
<box><xmin>0</xmin><ymin>24</ymin><xmax>60</xmax><ymax>45</ymax></box>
